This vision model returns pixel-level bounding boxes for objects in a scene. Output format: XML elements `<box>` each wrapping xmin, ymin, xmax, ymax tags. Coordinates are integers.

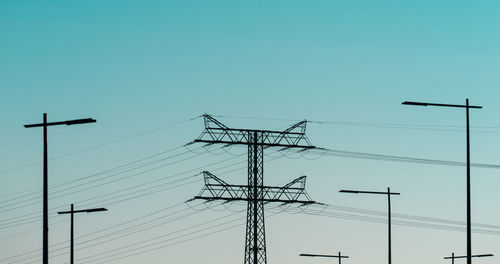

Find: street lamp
<box><xmin>403</xmin><ymin>99</ymin><xmax>482</xmax><ymax>264</ymax></box>
<box><xmin>444</xmin><ymin>253</ymin><xmax>493</xmax><ymax>264</ymax></box>
<box><xmin>300</xmin><ymin>252</ymin><xmax>349</xmax><ymax>264</ymax></box>
<box><xmin>340</xmin><ymin>188</ymin><xmax>400</xmax><ymax>264</ymax></box>
<box><xmin>58</xmin><ymin>204</ymin><xmax>107</xmax><ymax>264</ymax></box>
<box><xmin>24</xmin><ymin>113</ymin><xmax>96</xmax><ymax>264</ymax></box>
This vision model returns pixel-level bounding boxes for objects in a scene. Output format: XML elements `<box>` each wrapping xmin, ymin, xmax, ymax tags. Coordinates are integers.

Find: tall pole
<box><xmin>58</xmin><ymin>205</ymin><xmax>107</xmax><ymax>264</ymax></box>
<box><xmin>339</xmin><ymin>188</ymin><xmax>399</xmax><ymax>264</ymax></box>
<box><xmin>25</xmin><ymin>114</ymin><xmax>96</xmax><ymax>264</ymax></box>
<box><xmin>402</xmin><ymin>99</ymin><xmax>482</xmax><ymax>264</ymax></box>
<box><xmin>43</xmin><ymin>113</ymin><xmax>48</xmax><ymax>264</ymax></box>
<box><xmin>388</xmin><ymin>187</ymin><xmax>392</xmax><ymax>264</ymax></box>
<box><xmin>70</xmin><ymin>204</ymin><xmax>74</xmax><ymax>264</ymax></box>
<box><xmin>466</xmin><ymin>99</ymin><xmax>471</xmax><ymax>264</ymax></box>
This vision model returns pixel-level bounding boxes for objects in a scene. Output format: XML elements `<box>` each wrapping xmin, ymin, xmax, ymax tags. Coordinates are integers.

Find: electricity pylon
<box><xmin>190</xmin><ymin>114</ymin><xmax>317</xmax><ymax>264</ymax></box>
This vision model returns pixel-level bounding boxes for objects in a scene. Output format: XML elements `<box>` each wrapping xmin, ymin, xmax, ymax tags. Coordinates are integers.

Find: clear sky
<box><xmin>1</xmin><ymin>1</ymin><xmax>500</xmax><ymax>264</ymax></box>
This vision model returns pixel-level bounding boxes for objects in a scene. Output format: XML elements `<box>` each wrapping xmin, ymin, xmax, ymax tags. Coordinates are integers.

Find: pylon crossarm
<box><xmin>275</xmin><ymin>120</ymin><xmax>309</xmax><ymax>144</ymax></box>
<box><xmin>274</xmin><ymin>176</ymin><xmax>311</xmax><ymax>201</ymax></box>
<box><xmin>281</xmin><ymin>176</ymin><xmax>307</xmax><ymax>189</ymax></box>
<box><xmin>195</xmin><ymin>115</ymin><xmax>315</xmax><ymax>148</ymax></box>
<box><xmin>197</xmin><ymin>185</ymin><xmax>311</xmax><ymax>200</ymax></box>
<box><xmin>203</xmin><ymin>171</ymin><xmax>230</xmax><ymax>186</ymax></box>
<box><xmin>195</xmin><ymin>139</ymin><xmax>314</xmax><ymax>148</ymax></box>
<box><xmin>200</xmin><ymin>114</ymin><xmax>238</xmax><ymax>142</ymax></box>
<box><xmin>195</xmin><ymin>173</ymin><xmax>314</xmax><ymax>203</ymax></box>
<box><xmin>199</xmin><ymin>171</ymin><xmax>242</xmax><ymax>198</ymax></box>
<box><xmin>193</xmin><ymin>196</ymin><xmax>316</xmax><ymax>204</ymax></box>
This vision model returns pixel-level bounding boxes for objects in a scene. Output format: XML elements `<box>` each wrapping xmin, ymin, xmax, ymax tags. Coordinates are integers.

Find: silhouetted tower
<box><xmin>190</xmin><ymin>114</ymin><xmax>316</xmax><ymax>264</ymax></box>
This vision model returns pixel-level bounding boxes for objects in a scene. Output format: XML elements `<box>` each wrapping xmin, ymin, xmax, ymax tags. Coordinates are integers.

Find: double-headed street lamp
<box><xmin>24</xmin><ymin>113</ymin><xmax>96</xmax><ymax>264</ymax></box>
<box><xmin>403</xmin><ymin>99</ymin><xmax>482</xmax><ymax>264</ymax></box>
<box><xmin>58</xmin><ymin>204</ymin><xmax>107</xmax><ymax>264</ymax></box>
<box><xmin>340</xmin><ymin>187</ymin><xmax>400</xmax><ymax>264</ymax></box>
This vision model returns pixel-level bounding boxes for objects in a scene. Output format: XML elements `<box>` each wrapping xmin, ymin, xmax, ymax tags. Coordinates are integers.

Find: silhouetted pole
<box><xmin>58</xmin><ymin>204</ymin><xmax>107</xmax><ymax>264</ymax></box>
<box><xmin>444</xmin><ymin>253</ymin><xmax>493</xmax><ymax>264</ymax></box>
<box><xmin>300</xmin><ymin>251</ymin><xmax>349</xmax><ymax>264</ymax></box>
<box><xmin>340</xmin><ymin>188</ymin><xmax>400</xmax><ymax>264</ymax></box>
<box><xmin>388</xmin><ymin>187</ymin><xmax>391</xmax><ymax>264</ymax></box>
<box><xmin>24</xmin><ymin>114</ymin><xmax>96</xmax><ymax>264</ymax></box>
<box><xmin>403</xmin><ymin>99</ymin><xmax>482</xmax><ymax>264</ymax></box>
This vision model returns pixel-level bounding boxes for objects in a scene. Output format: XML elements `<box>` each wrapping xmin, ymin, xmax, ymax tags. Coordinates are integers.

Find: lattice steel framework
<box><xmin>190</xmin><ymin>114</ymin><xmax>316</xmax><ymax>264</ymax></box>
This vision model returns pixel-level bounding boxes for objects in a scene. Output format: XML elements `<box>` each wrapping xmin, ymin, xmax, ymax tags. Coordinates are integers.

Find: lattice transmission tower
<box><xmin>189</xmin><ymin>114</ymin><xmax>317</xmax><ymax>264</ymax></box>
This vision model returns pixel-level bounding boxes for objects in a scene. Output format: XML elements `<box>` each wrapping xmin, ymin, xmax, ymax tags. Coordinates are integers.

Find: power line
<box><xmin>0</xmin><ymin>149</ymin><xmax>274</xmax><ymax>230</ymax></box>
<box><xmin>314</xmin><ymin>203</ymin><xmax>500</xmax><ymax>230</ymax></box>
<box><xmin>0</xmin><ymin>116</ymin><xmax>200</xmax><ymax>176</ymax></box>
<box><xmin>43</xmin><ymin>200</ymin><xmax>500</xmax><ymax>264</ymax></box>
<box><xmin>6</xmin><ymin>200</ymin><xmax>500</xmax><ymax>264</ymax></box>
<box><xmin>267</xmin><ymin>204</ymin><xmax>500</xmax><ymax>235</ymax></box>
<box><xmin>296</xmin><ymin>148</ymin><xmax>500</xmax><ymax>169</ymax></box>
<box><xmin>0</xmin><ymin>145</ymin><xmax>190</xmax><ymax>207</ymax></box>
<box><xmin>213</xmin><ymin>114</ymin><xmax>500</xmax><ymax>133</ymax></box>
<box><xmin>57</xmin><ymin>211</ymin><xmax>245</xmax><ymax>264</ymax></box>
<box><xmin>2</xmin><ymin>203</ymin><xmax>204</xmax><ymax>264</ymax></box>
<box><xmin>0</xmin><ymin>146</ymin><xmax>203</xmax><ymax>212</ymax></box>
<box><xmin>2</xmin><ymin>154</ymin><xmax>286</xmax><ymax>263</ymax></box>
<box><xmin>0</xmin><ymin>150</ymin><xmax>200</xmax><ymax>218</ymax></box>
<box><xmin>75</xmin><ymin>210</ymin><xmax>287</xmax><ymax>264</ymax></box>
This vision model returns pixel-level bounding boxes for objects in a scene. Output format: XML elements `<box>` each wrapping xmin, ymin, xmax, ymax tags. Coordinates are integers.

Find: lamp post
<box><xmin>24</xmin><ymin>113</ymin><xmax>96</xmax><ymax>264</ymax></box>
<box><xmin>58</xmin><ymin>204</ymin><xmax>107</xmax><ymax>264</ymax></box>
<box><xmin>403</xmin><ymin>99</ymin><xmax>482</xmax><ymax>264</ymax></box>
<box><xmin>300</xmin><ymin>252</ymin><xmax>349</xmax><ymax>264</ymax></box>
<box><xmin>444</xmin><ymin>253</ymin><xmax>493</xmax><ymax>264</ymax></box>
<box><xmin>340</xmin><ymin>188</ymin><xmax>400</xmax><ymax>264</ymax></box>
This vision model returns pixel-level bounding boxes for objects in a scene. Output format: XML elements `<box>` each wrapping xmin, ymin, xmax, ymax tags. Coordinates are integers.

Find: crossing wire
<box><xmin>41</xmin><ymin>202</ymin><xmax>500</xmax><ymax>264</ymax></box>
<box><xmin>1</xmin><ymin>154</ymin><xmax>287</xmax><ymax>263</ymax></box>
<box><xmin>212</xmin><ymin>114</ymin><xmax>500</xmax><ymax>133</ymax></box>
<box><xmin>0</xmin><ymin>145</ymin><xmax>192</xmax><ymax>209</ymax></box>
<box><xmin>291</xmin><ymin>148</ymin><xmax>500</xmax><ymax>169</ymax></box>
<box><xmin>6</xmin><ymin>201</ymin><xmax>500</xmax><ymax>264</ymax></box>
<box><xmin>0</xmin><ymin>148</ymin><xmax>203</xmax><ymax>225</ymax></box>
<box><xmin>2</xmin><ymin>202</ymin><xmax>205</xmax><ymax>264</ymax></box>
<box><xmin>269</xmin><ymin>204</ymin><xmax>500</xmax><ymax>235</ymax></box>
<box><xmin>0</xmin><ymin>149</ymin><xmax>276</xmax><ymax>232</ymax></box>
<box><xmin>0</xmin><ymin>116</ymin><xmax>201</xmax><ymax>176</ymax></box>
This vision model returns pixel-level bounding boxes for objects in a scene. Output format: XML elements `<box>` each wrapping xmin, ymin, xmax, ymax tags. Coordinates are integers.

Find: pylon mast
<box><xmin>190</xmin><ymin>114</ymin><xmax>316</xmax><ymax>264</ymax></box>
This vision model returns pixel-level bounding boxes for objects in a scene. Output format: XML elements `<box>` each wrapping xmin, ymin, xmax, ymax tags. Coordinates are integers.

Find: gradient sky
<box><xmin>1</xmin><ymin>1</ymin><xmax>500</xmax><ymax>264</ymax></box>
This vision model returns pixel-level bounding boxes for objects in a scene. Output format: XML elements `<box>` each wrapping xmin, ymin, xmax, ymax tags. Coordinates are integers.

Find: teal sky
<box><xmin>1</xmin><ymin>1</ymin><xmax>500</xmax><ymax>264</ymax></box>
